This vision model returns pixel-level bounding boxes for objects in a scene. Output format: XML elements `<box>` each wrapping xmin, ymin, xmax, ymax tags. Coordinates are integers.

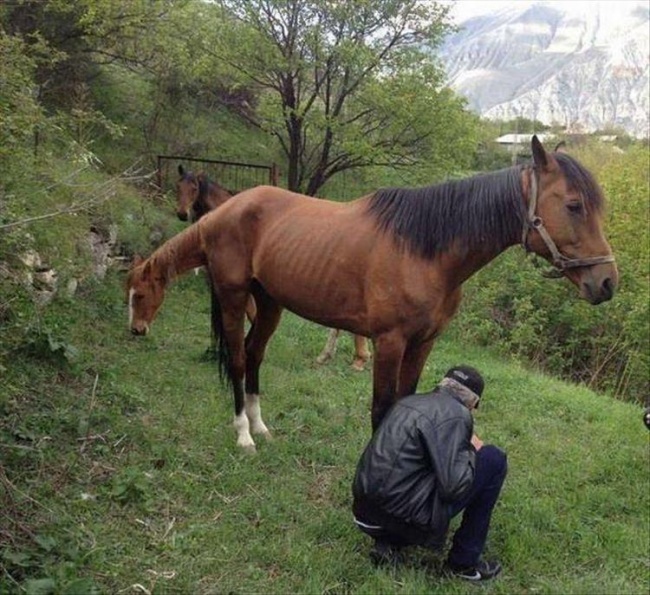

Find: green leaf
<box><xmin>34</xmin><ymin>534</ymin><xmax>57</xmax><ymax>552</ymax></box>
<box><xmin>62</xmin><ymin>578</ymin><xmax>100</xmax><ymax>595</ymax></box>
<box><xmin>24</xmin><ymin>578</ymin><xmax>57</xmax><ymax>595</ymax></box>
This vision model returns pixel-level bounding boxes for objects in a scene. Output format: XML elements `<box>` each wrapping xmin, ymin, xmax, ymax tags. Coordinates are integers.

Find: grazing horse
<box><xmin>175</xmin><ymin>164</ymin><xmax>372</xmax><ymax>370</ymax></box>
<box><xmin>128</xmin><ymin>137</ymin><xmax>617</xmax><ymax>451</ymax></box>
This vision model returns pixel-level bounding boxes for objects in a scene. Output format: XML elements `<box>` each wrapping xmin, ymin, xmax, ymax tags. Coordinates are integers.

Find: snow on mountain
<box><xmin>440</xmin><ymin>1</ymin><xmax>650</xmax><ymax>137</ymax></box>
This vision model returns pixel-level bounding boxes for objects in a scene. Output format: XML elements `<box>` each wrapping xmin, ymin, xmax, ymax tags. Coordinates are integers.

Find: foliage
<box><xmin>193</xmin><ymin>0</ymin><xmax>478</xmax><ymax>193</ymax></box>
<box><xmin>0</xmin><ymin>149</ymin><xmax>180</xmax><ymax>369</ymax></box>
<box><xmin>494</xmin><ymin>116</ymin><xmax>551</xmax><ymax>134</ymax></box>
<box><xmin>0</xmin><ymin>31</ymin><xmax>52</xmax><ymax>162</ymax></box>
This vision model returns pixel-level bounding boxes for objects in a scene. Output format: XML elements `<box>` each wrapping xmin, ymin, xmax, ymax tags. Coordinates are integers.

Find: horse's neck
<box><xmin>207</xmin><ymin>184</ymin><xmax>232</xmax><ymax>210</ymax></box>
<box><xmin>445</xmin><ymin>244</ymin><xmax>515</xmax><ymax>288</ymax></box>
<box><xmin>192</xmin><ymin>182</ymin><xmax>231</xmax><ymax>220</ymax></box>
<box><xmin>445</xmin><ymin>170</ymin><xmax>527</xmax><ymax>286</ymax></box>
<box><xmin>153</xmin><ymin>224</ymin><xmax>206</xmax><ymax>280</ymax></box>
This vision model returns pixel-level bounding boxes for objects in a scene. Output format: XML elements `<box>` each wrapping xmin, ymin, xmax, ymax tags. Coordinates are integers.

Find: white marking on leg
<box><xmin>233</xmin><ymin>411</ymin><xmax>256</xmax><ymax>452</ymax></box>
<box><xmin>316</xmin><ymin>328</ymin><xmax>339</xmax><ymax>364</ymax></box>
<box><xmin>245</xmin><ymin>393</ymin><xmax>272</xmax><ymax>439</ymax></box>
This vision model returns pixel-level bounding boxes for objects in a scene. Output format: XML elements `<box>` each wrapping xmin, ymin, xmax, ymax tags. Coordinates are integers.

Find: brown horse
<box><xmin>128</xmin><ymin>137</ymin><xmax>617</xmax><ymax>451</ymax></box>
<box><xmin>175</xmin><ymin>164</ymin><xmax>372</xmax><ymax>370</ymax></box>
<box><xmin>176</xmin><ymin>165</ymin><xmax>234</xmax><ymax>222</ymax></box>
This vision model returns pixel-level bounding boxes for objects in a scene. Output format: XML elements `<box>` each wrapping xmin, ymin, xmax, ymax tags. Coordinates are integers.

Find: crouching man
<box><xmin>352</xmin><ymin>365</ymin><xmax>507</xmax><ymax>582</ymax></box>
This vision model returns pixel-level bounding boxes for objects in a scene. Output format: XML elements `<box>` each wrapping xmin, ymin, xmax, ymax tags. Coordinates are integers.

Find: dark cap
<box><xmin>444</xmin><ymin>365</ymin><xmax>484</xmax><ymax>398</ymax></box>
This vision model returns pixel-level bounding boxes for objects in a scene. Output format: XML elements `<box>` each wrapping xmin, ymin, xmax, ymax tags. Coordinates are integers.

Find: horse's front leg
<box><xmin>244</xmin><ymin>284</ymin><xmax>283</xmax><ymax>441</ymax></box>
<box><xmin>398</xmin><ymin>338</ymin><xmax>436</xmax><ymax>397</ymax></box>
<box><xmin>370</xmin><ymin>332</ymin><xmax>407</xmax><ymax>431</ymax></box>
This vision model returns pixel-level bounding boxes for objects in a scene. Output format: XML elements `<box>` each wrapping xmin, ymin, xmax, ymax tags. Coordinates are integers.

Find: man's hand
<box><xmin>471</xmin><ymin>434</ymin><xmax>484</xmax><ymax>451</ymax></box>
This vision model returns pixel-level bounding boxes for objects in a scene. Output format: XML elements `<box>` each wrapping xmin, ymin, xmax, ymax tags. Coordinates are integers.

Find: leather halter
<box><xmin>522</xmin><ymin>167</ymin><xmax>615</xmax><ymax>275</ymax></box>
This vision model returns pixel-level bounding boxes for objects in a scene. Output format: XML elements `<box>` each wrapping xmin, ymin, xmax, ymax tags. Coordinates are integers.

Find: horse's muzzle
<box><xmin>130</xmin><ymin>324</ymin><xmax>149</xmax><ymax>336</ymax></box>
<box><xmin>582</xmin><ymin>276</ymin><xmax>615</xmax><ymax>305</ymax></box>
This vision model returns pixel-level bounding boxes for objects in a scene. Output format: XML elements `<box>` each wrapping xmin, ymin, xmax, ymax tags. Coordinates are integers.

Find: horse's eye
<box><xmin>567</xmin><ymin>201</ymin><xmax>583</xmax><ymax>215</ymax></box>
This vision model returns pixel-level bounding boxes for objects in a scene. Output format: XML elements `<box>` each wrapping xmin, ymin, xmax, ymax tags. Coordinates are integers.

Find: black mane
<box><xmin>367</xmin><ymin>166</ymin><xmax>527</xmax><ymax>260</ymax></box>
<box><xmin>192</xmin><ymin>174</ymin><xmax>212</xmax><ymax>221</ymax></box>
<box><xmin>185</xmin><ymin>173</ymin><xmax>236</xmax><ymax>222</ymax></box>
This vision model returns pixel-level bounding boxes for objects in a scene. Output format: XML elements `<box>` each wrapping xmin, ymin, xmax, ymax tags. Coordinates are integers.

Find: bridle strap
<box><xmin>522</xmin><ymin>167</ymin><xmax>615</xmax><ymax>272</ymax></box>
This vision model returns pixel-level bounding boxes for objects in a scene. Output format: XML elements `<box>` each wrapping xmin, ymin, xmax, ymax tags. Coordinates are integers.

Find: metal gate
<box><xmin>157</xmin><ymin>155</ymin><xmax>279</xmax><ymax>195</ymax></box>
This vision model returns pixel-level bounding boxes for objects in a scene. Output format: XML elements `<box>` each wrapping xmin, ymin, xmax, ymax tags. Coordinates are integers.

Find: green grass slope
<box><xmin>1</xmin><ymin>269</ymin><xmax>648</xmax><ymax>594</ymax></box>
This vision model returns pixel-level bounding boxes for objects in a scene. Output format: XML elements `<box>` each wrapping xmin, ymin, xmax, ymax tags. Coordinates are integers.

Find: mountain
<box><xmin>440</xmin><ymin>1</ymin><xmax>650</xmax><ymax>137</ymax></box>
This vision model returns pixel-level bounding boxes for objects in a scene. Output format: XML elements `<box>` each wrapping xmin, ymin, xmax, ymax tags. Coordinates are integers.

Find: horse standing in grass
<box><xmin>129</xmin><ymin>137</ymin><xmax>617</xmax><ymax>451</ymax></box>
<box><xmin>175</xmin><ymin>164</ymin><xmax>372</xmax><ymax>370</ymax></box>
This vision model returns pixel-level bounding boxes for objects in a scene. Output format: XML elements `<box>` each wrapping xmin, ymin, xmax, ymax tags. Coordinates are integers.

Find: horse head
<box><xmin>126</xmin><ymin>254</ymin><xmax>168</xmax><ymax>336</ymax></box>
<box><xmin>176</xmin><ymin>164</ymin><xmax>200</xmax><ymax>221</ymax></box>
<box><xmin>524</xmin><ymin>136</ymin><xmax>618</xmax><ymax>305</ymax></box>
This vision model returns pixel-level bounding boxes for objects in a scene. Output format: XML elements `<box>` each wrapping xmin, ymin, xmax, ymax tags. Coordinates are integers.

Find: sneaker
<box><xmin>369</xmin><ymin>541</ymin><xmax>404</xmax><ymax>568</ymax></box>
<box><xmin>445</xmin><ymin>558</ymin><xmax>502</xmax><ymax>581</ymax></box>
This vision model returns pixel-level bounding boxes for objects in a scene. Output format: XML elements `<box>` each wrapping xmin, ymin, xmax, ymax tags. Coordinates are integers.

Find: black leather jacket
<box><xmin>352</xmin><ymin>387</ymin><xmax>476</xmax><ymax>543</ymax></box>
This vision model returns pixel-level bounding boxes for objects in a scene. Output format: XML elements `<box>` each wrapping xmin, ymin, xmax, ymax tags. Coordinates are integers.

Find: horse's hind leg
<box><xmin>316</xmin><ymin>328</ymin><xmax>340</xmax><ymax>365</ymax></box>
<box><xmin>351</xmin><ymin>334</ymin><xmax>372</xmax><ymax>371</ymax></box>
<box><xmin>244</xmin><ymin>282</ymin><xmax>283</xmax><ymax>441</ymax></box>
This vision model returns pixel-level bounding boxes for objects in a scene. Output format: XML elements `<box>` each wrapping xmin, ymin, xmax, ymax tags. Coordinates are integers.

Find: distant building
<box><xmin>495</xmin><ymin>133</ymin><xmax>555</xmax><ymax>147</ymax></box>
<box><xmin>495</xmin><ymin>133</ymin><xmax>556</xmax><ymax>164</ymax></box>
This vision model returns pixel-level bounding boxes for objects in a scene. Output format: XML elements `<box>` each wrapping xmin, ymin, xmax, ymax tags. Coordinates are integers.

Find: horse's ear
<box><xmin>531</xmin><ymin>135</ymin><xmax>558</xmax><ymax>172</ymax></box>
<box><xmin>554</xmin><ymin>140</ymin><xmax>568</xmax><ymax>154</ymax></box>
<box><xmin>178</xmin><ymin>164</ymin><xmax>185</xmax><ymax>176</ymax></box>
<box><xmin>140</xmin><ymin>259</ymin><xmax>152</xmax><ymax>281</ymax></box>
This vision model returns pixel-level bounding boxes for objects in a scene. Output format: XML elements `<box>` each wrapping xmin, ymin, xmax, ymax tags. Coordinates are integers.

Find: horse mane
<box><xmin>554</xmin><ymin>152</ymin><xmax>604</xmax><ymax>214</ymax></box>
<box><xmin>148</xmin><ymin>223</ymin><xmax>204</xmax><ymax>281</ymax></box>
<box><xmin>193</xmin><ymin>173</ymin><xmax>235</xmax><ymax>220</ymax></box>
<box><xmin>367</xmin><ymin>166</ymin><xmax>527</xmax><ymax>260</ymax></box>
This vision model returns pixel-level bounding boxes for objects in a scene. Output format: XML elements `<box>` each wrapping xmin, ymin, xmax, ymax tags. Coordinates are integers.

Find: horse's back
<box><xmin>201</xmin><ymin>185</ymin><xmax>363</xmax><ymax>229</ymax></box>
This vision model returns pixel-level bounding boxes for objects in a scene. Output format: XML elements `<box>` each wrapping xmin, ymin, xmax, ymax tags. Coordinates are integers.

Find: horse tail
<box><xmin>207</xmin><ymin>277</ymin><xmax>234</xmax><ymax>390</ymax></box>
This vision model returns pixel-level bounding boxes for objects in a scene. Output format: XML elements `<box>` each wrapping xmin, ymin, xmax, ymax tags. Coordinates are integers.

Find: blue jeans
<box><xmin>447</xmin><ymin>444</ymin><xmax>508</xmax><ymax>567</ymax></box>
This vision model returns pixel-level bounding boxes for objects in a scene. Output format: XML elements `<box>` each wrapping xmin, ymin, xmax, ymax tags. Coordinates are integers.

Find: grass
<box><xmin>1</xmin><ymin>268</ymin><xmax>648</xmax><ymax>594</ymax></box>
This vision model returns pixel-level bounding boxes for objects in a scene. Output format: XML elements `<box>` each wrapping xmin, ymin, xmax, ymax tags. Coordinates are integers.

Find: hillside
<box><xmin>441</xmin><ymin>1</ymin><xmax>650</xmax><ymax>137</ymax></box>
<box><xmin>1</xmin><ymin>266</ymin><xmax>648</xmax><ymax>594</ymax></box>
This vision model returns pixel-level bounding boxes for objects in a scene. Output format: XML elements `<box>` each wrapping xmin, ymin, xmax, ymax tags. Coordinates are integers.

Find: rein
<box><xmin>522</xmin><ymin>168</ymin><xmax>615</xmax><ymax>276</ymax></box>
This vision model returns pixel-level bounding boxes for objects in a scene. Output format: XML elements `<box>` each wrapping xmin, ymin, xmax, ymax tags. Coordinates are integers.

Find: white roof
<box><xmin>496</xmin><ymin>133</ymin><xmax>554</xmax><ymax>144</ymax></box>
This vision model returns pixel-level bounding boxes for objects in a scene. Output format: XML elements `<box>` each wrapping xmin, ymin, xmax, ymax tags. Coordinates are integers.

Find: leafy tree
<box><xmin>194</xmin><ymin>0</ymin><xmax>478</xmax><ymax>194</ymax></box>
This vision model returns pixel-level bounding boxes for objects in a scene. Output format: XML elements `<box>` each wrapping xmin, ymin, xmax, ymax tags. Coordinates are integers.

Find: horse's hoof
<box><xmin>315</xmin><ymin>355</ymin><xmax>330</xmax><ymax>365</ymax></box>
<box><xmin>261</xmin><ymin>431</ymin><xmax>274</xmax><ymax>441</ymax></box>
<box><xmin>351</xmin><ymin>360</ymin><xmax>367</xmax><ymax>372</ymax></box>
<box><xmin>241</xmin><ymin>444</ymin><xmax>257</xmax><ymax>455</ymax></box>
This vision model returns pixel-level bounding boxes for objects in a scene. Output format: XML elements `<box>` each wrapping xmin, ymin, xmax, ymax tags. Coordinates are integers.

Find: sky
<box><xmin>444</xmin><ymin>0</ymin><xmax>648</xmax><ymax>23</ymax></box>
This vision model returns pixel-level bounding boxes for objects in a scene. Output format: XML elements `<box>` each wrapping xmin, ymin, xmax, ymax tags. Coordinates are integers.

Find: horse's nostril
<box><xmin>602</xmin><ymin>277</ymin><xmax>614</xmax><ymax>301</ymax></box>
<box><xmin>177</xmin><ymin>213</ymin><xmax>188</xmax><ymax>222</ymax></box>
